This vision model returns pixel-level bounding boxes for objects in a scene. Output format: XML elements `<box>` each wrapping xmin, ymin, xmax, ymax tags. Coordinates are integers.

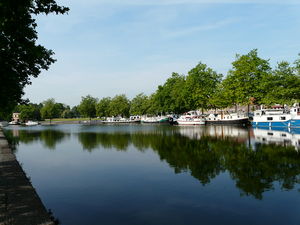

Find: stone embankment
<box><xmin>0</xmin><ymin>129</ymin><xmax>54</xmax><ymax>225</ymax></box>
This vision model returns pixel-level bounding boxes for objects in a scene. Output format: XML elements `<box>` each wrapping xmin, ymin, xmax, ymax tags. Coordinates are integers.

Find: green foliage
<box><xmin>209</xmin><ymin>83</ymin><xmax>231</xmax><ymax>109</ymax></box>
<box><xmin>96</xmin><ymin>97</ymin><xmax>111</xmax><ymax>118</ymax></box>
<box><xmin>109</xmin><ymin>94</ymin><xmax>130</xmax><ymax>117</ymax></box>
<box><xmin>78</xmin><ymin>95</ymin><xmax>97</xmax><ymax>119</ymax></box>
<box><xmin>15</xmin><ymin>104</ymin><xmax>41</xmax><ymax>121</ymax></box>
<box><xmin>40</xmin><ymin>99</ymin><xmax>59</xmax><ymax>122</ymax></box>
<box><xmin>0</xmin><ymin>0</ymin><xmax>69</xmax><ymax>117</ymax></box>
<box><xmin>130</xmin><ymin>93</ymin><xmax>149</xmax><ymax>115</ymax></box>
<box><xmin>153</xmin><ymin>73</ymin><xmax>188</xmax><ymax>114</ymax></box>
<box><xmin>260</xmin><ymin>61</ymin><xmax>300</xmax><ymax>105</ymax></box>
<box><xmin>184</xmin><ymin>62</ymin><xmax>222</xmax><ymax>111</ymax></box>
<box><xmin>225</xmin><ymin>49</ymin><xmax>271</xmax><ymax>105</ymax></box>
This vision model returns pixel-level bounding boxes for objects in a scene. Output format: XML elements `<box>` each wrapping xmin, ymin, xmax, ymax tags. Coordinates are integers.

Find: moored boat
<box><xmin>141</xmin><ymin>115</ymin><xmax>171</xmax><ymax>124</ymax></box>
<box><xmin>25</xmin><ymin>121</ymin><xmax>39</xmax><ymax>126</ymax></box>
<box><xmin>252</xmin><ymin>103</ymin><xmax>300</xmax><ymax>128</ymax></box>
<box><xmin>206</xmin><ymin>112</ymin><xmax>249</xmax><ymax>126</ymax></box>
<box><xmin>177</xmin><ymin>111</ymin><xmax>205</xmax><ymax>125</ymax></box>
<box><xmin>9</xmin><ymin>121</ymin><xmax>20</xmax><ymax>125</ymax></box>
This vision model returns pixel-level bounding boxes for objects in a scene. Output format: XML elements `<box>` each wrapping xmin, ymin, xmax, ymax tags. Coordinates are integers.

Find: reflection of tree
<box><xmin>4</xmin><ymin>129</ymin><xmax>68</xmax><ymax>150</ymax></box>
<box><xmin>39</xmin><ymin>130</ymin><xmax>68</xmax><ymax>149</ymax></box>
<box><xmin>77</xmin><ymin>132</ymin><xmax>130</xmax><ymax>151</ymax></box>
<box><xmin>77</xmin><ymin>130</ymin><xmax>300</xmax><ymax>200</ymax></box>
<box><xmin>78</xmin><ymin>132</ymin><xmax>99</xmax><ymax>152</ymax></box>
<box><xmin>4</xmin><ymin>128</ymin><xmax>300</xmax><ymax>199</ymax></box>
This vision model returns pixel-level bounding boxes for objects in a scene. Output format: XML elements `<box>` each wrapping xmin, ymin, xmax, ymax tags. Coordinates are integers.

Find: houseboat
<box><xmin>177</xmin><ymin>111</ymin><xmax>205</xmax><ymax>125</ymax></box>
<box><xmin>252</xmin><ymin>104</ymin><xmax>300</xmax><ymax>128</ymax></box>
<box><xmin>205</xmin><ymin>112</ymin><xmax>249</xmax><ymax>126</ymax></box>
<box><xmin>141</xmin><ymin>115</ymin><xmax>170</xmax><ymax>124</ymax></box>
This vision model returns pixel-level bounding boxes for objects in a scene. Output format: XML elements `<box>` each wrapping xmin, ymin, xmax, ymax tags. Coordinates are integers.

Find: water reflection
<box><xmin>4</xmin><ymin>125</ymin><xmax>300</xmax><ymax>200</ymax></box>
<box><xmin>5</xmin><ymin>128</ymin><xmax>70</xmax><ymax>150</ymax></box>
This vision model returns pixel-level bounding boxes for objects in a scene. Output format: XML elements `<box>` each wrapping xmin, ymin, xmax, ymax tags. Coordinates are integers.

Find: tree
<box><xmin>153</xmin><ymin>73</ymin><xmax>187</xmax><ymax>114</ymax></box>
<box><xmin>96</xmin><ymin>97</ymin><xmax>111</xmax><ymax>118</ymax></box>
<box><xmin>109</xmin><ymin>94</ymin><xmax>130</xmax><ymax>117</ymax></box>
<box><xmin>209</xmin><ymin>83</ymin><xmax>231</xmax><ymax>110</ymax></box>
<box><xmin>0</xmin><ymin>0</ymin><xmax>69</xmax><ymax>118</ymax></box>
<box><xmin>184</xmin><ymin>62</ymin><xmax>222</xmax><ymax>112</ymax></box>
<box><xmin>70</xmin><ymin>106</ymin><xmax>80</xmax><ymax>118</ymax></box>
<box><xmin>225</xmin><ymin>49</ymin><xmax>271</xmax><ymax>106</ymax></box>
<box><xmin>78</xmin><ymin>95</ymin><xmax>97</xmax><ymax>120</ymax></box>
<box><xmin>258</xmin><ymin>61</ymin><xmax>299</xmax><ymax>105</ymax></box>
<box><xmin>40</xmin><ymin>98</ymin><xmax>59</xmax><ymax>124</ymax></box>
<box><xmin>130</xmin><ymin>93</ymin><xmax>149</xmax><ymax>115</ymax></box>
<box><xmin>15</xmin><ymin>104</ymin><xmax>41</xmax><ymax>121</ymax></box>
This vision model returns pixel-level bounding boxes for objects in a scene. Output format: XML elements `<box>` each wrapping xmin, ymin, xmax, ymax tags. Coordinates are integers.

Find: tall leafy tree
<box><xmin>40</xmin><ymin>98</ymin><xmax>59</xmax><ymax>124</ymax></box>
<box><xmin>260</xmin><ymin>61</ymin><xmax>300</xmax><ymax>105</ymax></box>
<box><xmin>78</xmin><ymin>95</ymin><xmax>97</xmax><ymax>120</ymax></box>
<box><xmin>109</xmin><ymin>94</ymin><xmax>130</xmax><ymax>117</ymax></box>
<box><xmin>184</xmin><ymin>62</ymin><xmax>222</xmax><ymax>112</ymax></box>
<box><xmin>96</xmin><ymin>97</ymin><xmax>111</xmax><ymax>118</ymax></box>
<box><xmin>16</xmin><ymin>104</ymin><xmax>41</xmax><ymax>121</ymax></box>
<box><xmin>130</xmin><ymin>93</ymin><xmax>149</xmax><ymax>115</ymax></box>
<box><xmin>154</xmin><ymin>73</ymin><xmax>187</xmax><ymax>114</ymax></box>
<box><xmin>0</xmin><ymin>0</ymin><xmax>69</xmax><ymax>118</ymax></box>
<box><xmin>226</xmin><ymin>49</ymin><xmax>271</xmax><ymax>106</ymax></box>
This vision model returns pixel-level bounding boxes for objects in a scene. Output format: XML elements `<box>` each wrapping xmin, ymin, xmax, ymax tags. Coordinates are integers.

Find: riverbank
<box><xmin>0</xmin><ymin>129</ymin><xmax>54</xmax><ymax>225</ymax></box>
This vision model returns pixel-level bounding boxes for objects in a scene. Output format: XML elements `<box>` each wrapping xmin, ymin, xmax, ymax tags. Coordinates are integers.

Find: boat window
<box><xmin>280</xmin><ymin>117</ymin><xmax>286</xmax><ymax>120</ymax></box>
<box><xmin>267</xmin><ymin>117</ymin><xmax>273</xmax><ymax>121</ymax></box>
<box><xmin>256</xmin><ymin>113</ymin><xmax>260</xmax><ymax>116</ymax></box>
<box><xmin>295</xmin><ymin>109</ymin><xmax>297</xmax><ymax>112</ymax></box>
<box><xmin>267</xmin><ymin>132</ymin><xmax>273</xmax><ymax>136</ymax></box>
<box><xmin>281</xmin><ymin>134</ymin><xmax>287</xmax><ymax>137</ymax></box>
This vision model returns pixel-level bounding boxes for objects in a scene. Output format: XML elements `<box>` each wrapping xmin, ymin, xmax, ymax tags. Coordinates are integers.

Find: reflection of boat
<box><xmin>206</xmin><ymin>112</ymin><xmax>249</xmax><ymax>125</ymax></box>
<box><xmin>0</xmin><ymin>121</ymin><xmax>8</xmax><ymax>127</ymax></box>
<box><xmin>253</xmin><ymin>127</ymin><xmax>300</xmax><ymax>150</ymax></box>
<box><xmin>177</xmin><ymin>111</ymin><xmax>205</xmax><ymax>125</ymax></box>
<box><xmin>252</xmin><ymin>104</ymin><xmax>300</xmax><ymax>128</ymax></box>
<box><xmin>25</xmin><ymin>121</ymin><xmax>39</xmax><ymax>126</ymax></box>
<box><xmin>177</xmin><ymin>125</ymin><xmax>250</xmax><ymax>142</ymax></box>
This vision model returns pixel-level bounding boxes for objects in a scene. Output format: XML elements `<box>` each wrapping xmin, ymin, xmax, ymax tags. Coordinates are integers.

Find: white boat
<box><xmin>141</xmin><ymin>115</ymin><xmax>170</xmax><ymax>124</ymax></box>
<box><xmin>206</xmin><ymin>112</ymin><xmax>249</xmax><ymax>125</ymax></box>
<box><xmin>9</xmin><ymin>121</ymin><xmax>20</xmax><ymax>125</ymax></box>
<box><xmin>129</xmin><ymin>115</ymin><xmax>141</xmax><ymax>123</ymax></box>
<box><xmin>177</xmin><ymin>111</ymin><xmax>205</xmax><ymax>125</ymax></box>
<box><xmin>25</xmin><ymin>121</ymin><xmax>39</xmax><ymax>126</ymax></box>
<box><xmin>141</xmin><ymin>116</ymin><xmax>159</xmax><ymax>123</ymax></box>
<box><xmin>0</xmin><ymin>121</ymin><xmax>8</xmax><ymax>127</ymax></box>
<box><xmin>252</xmin><ymin>103</ymin><xmax>300</xmax><ymax>128</ymax></box>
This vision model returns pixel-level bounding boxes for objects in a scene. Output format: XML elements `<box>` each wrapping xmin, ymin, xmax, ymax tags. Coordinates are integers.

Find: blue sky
<box><xmin>25</xmin><ymin>0</ymin><xmax>300</xmax><ymax>106</ymax></box>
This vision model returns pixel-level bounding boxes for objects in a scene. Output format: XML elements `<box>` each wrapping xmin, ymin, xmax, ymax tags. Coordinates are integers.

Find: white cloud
<box><xmin>163</xmin><ymin>19</ymin><xmax>237</xmax><ymax>38</ymax></box>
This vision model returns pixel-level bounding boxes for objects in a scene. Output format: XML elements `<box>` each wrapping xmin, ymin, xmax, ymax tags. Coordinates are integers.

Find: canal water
<box><xmin>3</xmin><ymin>124</ymin><xmax>300</xmax><ymax>225</ymax></box>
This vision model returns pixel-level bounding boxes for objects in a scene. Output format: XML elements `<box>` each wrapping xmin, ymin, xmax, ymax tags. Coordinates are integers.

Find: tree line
<box><xmin>12</xmin><ymin>49</ymin><xmax>300</xmax><ymax>121</ymax></box>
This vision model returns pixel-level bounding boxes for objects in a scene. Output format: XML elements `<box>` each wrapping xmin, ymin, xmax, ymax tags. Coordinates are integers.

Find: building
<box><xmin>12</xmin><ymin>112</ymin><xmax>20</xmax><ymax>123</ymax></box>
